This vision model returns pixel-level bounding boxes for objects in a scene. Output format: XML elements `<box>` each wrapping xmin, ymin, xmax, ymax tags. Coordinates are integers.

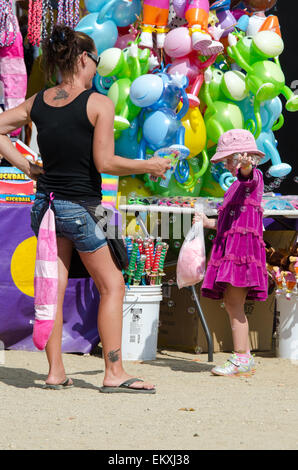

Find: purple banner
<box><xmin>0</xmin><ymin>203</ymin><xmax>101</xmax><ymax>353</ymax></box>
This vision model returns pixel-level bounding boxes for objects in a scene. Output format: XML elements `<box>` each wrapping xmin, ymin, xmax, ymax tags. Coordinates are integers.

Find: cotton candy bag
<box><xmin>33</xmin><ymin>195</ymin><xmax>58</xmax><ymax>350</ymax></box>
<box><xmin>176</xmin><ymin>203</ymin><xmax>206</xmax><ymax>289</ymax></box>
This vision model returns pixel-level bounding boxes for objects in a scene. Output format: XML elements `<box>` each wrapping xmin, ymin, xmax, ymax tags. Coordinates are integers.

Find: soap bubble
<box><xmin>188</xmin><ymin>307</ymin><xmax>195</xmax><ymax>314</ymax></box>
<box><xmin>208</xmin><ymin>234</ymin><xmax>215</xmax><ymax>240</ymax></box>
<box><xmin>168</xmin><ymin>279</ymin><xmax>175</xmax><ymax>286</ymax></box>
<box><xmin>294</xmin><ymin>176</ymin><xmax>298</xmax><ymax>184</ymax></box>
<box><xmin>174</xmin><ymin>241</ymin><xmax>181</xmax><ymax>249</ymax></box>
<box><xmin>168</xmin><ymin>300</ymin><xmax>175</xmax><ymax>308</ymax></box>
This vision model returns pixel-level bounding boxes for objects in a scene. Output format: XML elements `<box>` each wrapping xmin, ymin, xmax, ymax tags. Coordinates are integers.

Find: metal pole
<box><xmin>190</xmin><ymin>285</ymin><xmax>213</xmax><ymax>363</ymax></box>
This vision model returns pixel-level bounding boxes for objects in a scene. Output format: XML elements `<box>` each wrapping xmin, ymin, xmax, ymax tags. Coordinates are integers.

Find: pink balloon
<box><xmin>168</xmin><ymin>56</ymin><xmax>199</xmax><ymax>85</ymax></box>
<box><xmin>115</xmin><ymin>32</ymin><xmax>137</xmax><ymax>49</ymax></box>
<box><xmin>164</xmin><ymin>27</ymin><xmax>192</xmax><ymax>58</ymax></box>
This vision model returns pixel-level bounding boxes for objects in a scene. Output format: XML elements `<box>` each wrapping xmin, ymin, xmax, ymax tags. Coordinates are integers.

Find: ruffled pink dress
<box><xmin>201</xmin><ymin>167</ymin><xmax>268</xmax><ymax>301</ymax></box>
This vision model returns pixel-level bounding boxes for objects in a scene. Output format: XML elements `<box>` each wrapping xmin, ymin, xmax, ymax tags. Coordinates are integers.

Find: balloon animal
<box><xmin>130</xmin><ymin>70</ymin><xmax>190</xmax><ymax>159</ymax></box>
<box><xmin>239</xmin><ymin>94</ymin><xmax>291</xmax><ymax>177</ymax></box>
<box><xmin>227</xmin><ymin>30</ymin><xmax>298</xmax><ymax>138</ymax></box>
<box><xmin>97</xmin><ymin>43</ymin><xmax>157</xmax><ymax>132</ymax></box>
<box><xmin>164</xmin><ymin>26</ymin><xmax>218</xmax><ymax>107</ymax></box>
<box><xmin>199</xmin><ymin>65</ymin><xmax>248</xmax><ymax>144</ymax></box>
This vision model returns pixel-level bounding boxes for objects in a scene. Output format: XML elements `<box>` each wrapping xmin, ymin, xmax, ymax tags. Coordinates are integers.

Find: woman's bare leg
<box><xmin>223</xmin><ymin>284</ymin><xmax>250</xmax><ymax>353</ymax></box>
<box><xmin>45</xmin><ymin>237</ymin><xmax>73</xmax><ymax>385</ymax></box>
<box><xmin>79</xmin><ymin>245</ymin><xmax>155</xmax><ymax>390</ymax></box>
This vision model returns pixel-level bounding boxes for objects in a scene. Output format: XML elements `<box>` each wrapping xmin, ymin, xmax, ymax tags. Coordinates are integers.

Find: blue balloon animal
<box><xmin>76</xmin><ymin>0</ymin><xmax>141</xmax><ymax>54</ymax></box>
<box><xmin>130</xmin><ymin>70</ymin><xmax>190</xmax><ymax>161</ymax></box>
<box><xmin>239</xmin><ymin>94</ymin><xmax>291</xmax><ymax>177</ymax></box>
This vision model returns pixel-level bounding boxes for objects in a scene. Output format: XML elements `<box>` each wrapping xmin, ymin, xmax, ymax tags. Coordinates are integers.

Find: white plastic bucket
<box><xmin>121</xmin><ymin>285</ymin><xmax>162</xmax><ymax>361</ymax></box>
<box><xmin>276</xmin><ymin>296</ymin><xmax>298</xmax><ymax>360</ymax></box>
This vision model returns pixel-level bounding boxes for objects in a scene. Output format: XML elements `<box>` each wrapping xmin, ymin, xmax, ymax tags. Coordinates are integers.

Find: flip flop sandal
<box><xmin>99</xmin><ymin>378</ymin><xmax>156</xmax><ymax>394</ymax></box>
<box><xmin>43</xmin><ymin>378</ymin><xmax>74</xmax><ymax>390</ymax></box>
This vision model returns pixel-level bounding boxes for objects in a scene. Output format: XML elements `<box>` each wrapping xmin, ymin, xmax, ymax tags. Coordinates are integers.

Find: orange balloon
<box><xmin>259</xmin><ymin>15</ymin><xmax>281</xmax><ymax>37</ymax></box>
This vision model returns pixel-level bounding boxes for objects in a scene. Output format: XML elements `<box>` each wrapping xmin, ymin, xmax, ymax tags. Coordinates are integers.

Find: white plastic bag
<box><xmin>176</xmin><ymin>203</ymin><xmax>206</xmax><ymax>289</ymax></box>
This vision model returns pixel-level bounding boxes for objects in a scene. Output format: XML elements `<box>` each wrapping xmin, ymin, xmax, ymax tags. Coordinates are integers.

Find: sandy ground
<box><xmin>0</xmin><ymin>349</ymin><xmax>298</xmax><ymax>451</ymax></box>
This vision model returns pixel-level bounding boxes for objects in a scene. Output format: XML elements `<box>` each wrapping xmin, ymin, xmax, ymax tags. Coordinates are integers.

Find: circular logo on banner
<box><xmin>11</xmin><ymin>237</ymin><xmax>37</xmax><ymax>297</ymax></box>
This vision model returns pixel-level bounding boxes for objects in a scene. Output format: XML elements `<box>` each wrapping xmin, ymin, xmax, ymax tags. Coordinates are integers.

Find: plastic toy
<box><xmin>149</xmin><ymin>147</ymin><xmax>189</xmax><ymax>188</ymax></box>
<box><xmin>140</xmin><ymin>0</ymin><xmax>170</xmax><ymax>49</ymax></box>
<box><xmin>171</xmin><ymin>0</ymin><xmax>224</xmax><ymax>55</ymax></box>
<box><xmin>209</xmin><ymin>0</ymin><xmax>237</xmax><ymax>40</ymax></box>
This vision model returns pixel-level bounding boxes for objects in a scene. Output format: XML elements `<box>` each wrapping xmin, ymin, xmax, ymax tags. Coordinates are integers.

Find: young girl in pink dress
<box><xmin>194</xmin><ymin>129</ymin><xmax>268</xmax><ymax>376</ymax></box>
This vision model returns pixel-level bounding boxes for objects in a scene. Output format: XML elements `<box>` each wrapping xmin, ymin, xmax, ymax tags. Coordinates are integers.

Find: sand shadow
<box><xmin>0</xmin><ymin>366</ymin><xmax>103</xmax><ymax>391</ymax></box>
<box><xmin>141</xmin><ymin>351</ymin><xmax>214</xmax><ymax>373</ymax></box>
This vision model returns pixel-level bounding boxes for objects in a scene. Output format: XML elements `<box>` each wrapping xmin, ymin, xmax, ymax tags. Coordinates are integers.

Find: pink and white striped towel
<box><xmin>33</xmin><ymin>195</ymin><xmax>58</xmax><ymax>350</ymax></box>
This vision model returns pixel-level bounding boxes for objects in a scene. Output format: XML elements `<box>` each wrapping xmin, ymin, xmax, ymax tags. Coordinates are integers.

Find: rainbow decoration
<box><xmin>101</xmin><ymin>173</ymin><xmax>119</xmax><ymax>208</ymax></box>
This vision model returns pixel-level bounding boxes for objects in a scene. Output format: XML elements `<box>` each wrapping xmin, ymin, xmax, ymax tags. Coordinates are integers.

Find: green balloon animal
<box><xmin>227</xmin><ymin>30</ymin><xmax>298</xmax><ymax>138</ymax></box>
<box><xmin>97</xmin><ymin>42</ymin><xmax>158</xmax><ymax>135</ymax></box>
<box><xmin>196</xmin><ymin>65</ymin><xmax>248</xmax><ymax>177</ymax></box>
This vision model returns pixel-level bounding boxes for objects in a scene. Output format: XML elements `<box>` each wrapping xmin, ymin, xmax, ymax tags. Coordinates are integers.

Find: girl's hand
<box><xmin>193</xmin><ymin>212</ymin><xmax>211</xmax><ymax>228</ymax></box>
<box><xmin>238</xmin><ymin>152</ymin><xmax>253</xmax><ymax>169</ymax></box>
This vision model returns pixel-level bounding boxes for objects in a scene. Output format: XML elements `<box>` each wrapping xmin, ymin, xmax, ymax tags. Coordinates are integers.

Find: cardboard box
<box><xmin>158</xmin><ymin>265</ymin><xmax>276</xmax><ymax>353</ymax></box>
<box><xmin>197</xmin><ymin>290</ymin><xmax>275</xmax><ymax>353</ymax></box>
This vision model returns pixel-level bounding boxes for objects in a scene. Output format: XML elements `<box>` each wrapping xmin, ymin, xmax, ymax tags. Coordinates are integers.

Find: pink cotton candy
<box><xmin>176</xmin><ymin>220</ymin><xmax>206</xmax><ymax>289</ymax></box>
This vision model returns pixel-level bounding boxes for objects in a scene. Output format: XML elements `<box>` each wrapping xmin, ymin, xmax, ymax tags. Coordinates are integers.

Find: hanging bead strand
<box><xmin>0</xmin><ymin>0</ymin><xmax>17</xmax><ymax>47</ymax></box>
<box><xmin>42</xmin><ymin>0</ymin><xmax>54</xmax><ymax>41</ymax></box>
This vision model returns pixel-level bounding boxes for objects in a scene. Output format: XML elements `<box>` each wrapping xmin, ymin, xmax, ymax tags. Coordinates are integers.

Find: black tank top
<box><xmin>30</xmin><ymin>89</ymin><xmax>102</xmax><ymax>201</ymax></box>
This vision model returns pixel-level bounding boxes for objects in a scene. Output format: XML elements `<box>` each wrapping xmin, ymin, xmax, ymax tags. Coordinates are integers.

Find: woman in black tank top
<box><xmin>0</xmin><ymin>25</ymin><xmax>171</xmax><ymax>394</ymax></box>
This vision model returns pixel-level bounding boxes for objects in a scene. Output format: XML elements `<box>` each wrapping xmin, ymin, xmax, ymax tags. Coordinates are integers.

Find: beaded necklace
<box><xmin>0</xmin><ymin>0</ymin><xmax>17</xmax><ymax>47</ymax></box>
<box><xmin>42</xmin><ymin>0</ymin><xmax>54</xmax><ymax>41</ymax></box>
<box><xmin>57</xmin><ymin>0</ymin><xmax>80</xmax><ymax>29</ymax></box>
<box><xmin>28</xmin><ymin>0</ymin><xmax>80</xmax><ymax>46</ymax></box>
<box><xmin>28</xmin><ymin>0</ymin><xmax>43</xmax><ymax>46</ymax></box>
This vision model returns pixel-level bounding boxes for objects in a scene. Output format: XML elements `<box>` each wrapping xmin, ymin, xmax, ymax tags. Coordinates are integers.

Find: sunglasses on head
<box><xmin>86</xmin><ymin>51</ymin><xmax>100</xmax><ymax>67</ymax></box>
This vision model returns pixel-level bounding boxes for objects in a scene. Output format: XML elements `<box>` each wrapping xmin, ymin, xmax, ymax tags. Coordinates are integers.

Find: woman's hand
<box><xmin>27</xmin><ymin>162</ymin><xmax>44</xmax><ymax>181</ymax></box>
<box><xmin>148</xmin><ymin>156</ymin><xmax>172</xmax><ymax>179</ymax></box>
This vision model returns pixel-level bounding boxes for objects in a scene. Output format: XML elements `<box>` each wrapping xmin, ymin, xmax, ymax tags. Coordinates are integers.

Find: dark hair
<box><xmin>42</xmin><ymin>24</ymin><xmax>96</xmax><ymax>81</ymax></box>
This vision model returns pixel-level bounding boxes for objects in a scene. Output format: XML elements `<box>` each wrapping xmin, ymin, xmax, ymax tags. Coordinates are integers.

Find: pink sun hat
<box><xmin>210</xmin><ymin>129</ymin><xmax>265</xmax><ymax>164</ymax></box>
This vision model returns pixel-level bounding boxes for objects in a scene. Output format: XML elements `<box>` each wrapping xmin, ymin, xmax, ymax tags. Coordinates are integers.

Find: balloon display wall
<box><xmin>39</xmin><ymin>0</ymin><xmax>297</xmax><ymax>196</ymax></box>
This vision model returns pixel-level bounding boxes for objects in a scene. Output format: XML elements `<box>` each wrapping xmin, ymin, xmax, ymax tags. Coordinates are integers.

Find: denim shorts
<box><xmin>31</xmin><ymin>193</ymin><xmax>107</xmax><ymax>253</ymax></box>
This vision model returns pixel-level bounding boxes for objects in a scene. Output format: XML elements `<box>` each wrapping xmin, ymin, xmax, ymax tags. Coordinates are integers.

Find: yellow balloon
<box><xmin>118</xmin><ymin>176</ymin><xmax>152</xmax><ymax>237</ymax></box>
<box><xmin>180</xmin><ymin>105</ymin><xmax>207</xmax><ymax>159</ymax></box>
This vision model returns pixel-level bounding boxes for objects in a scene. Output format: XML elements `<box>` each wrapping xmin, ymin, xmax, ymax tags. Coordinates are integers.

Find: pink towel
<box><xmin>33</xmin><ymin>194</ymin><xmax>58</xmax><ymax>350</ymax></box>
